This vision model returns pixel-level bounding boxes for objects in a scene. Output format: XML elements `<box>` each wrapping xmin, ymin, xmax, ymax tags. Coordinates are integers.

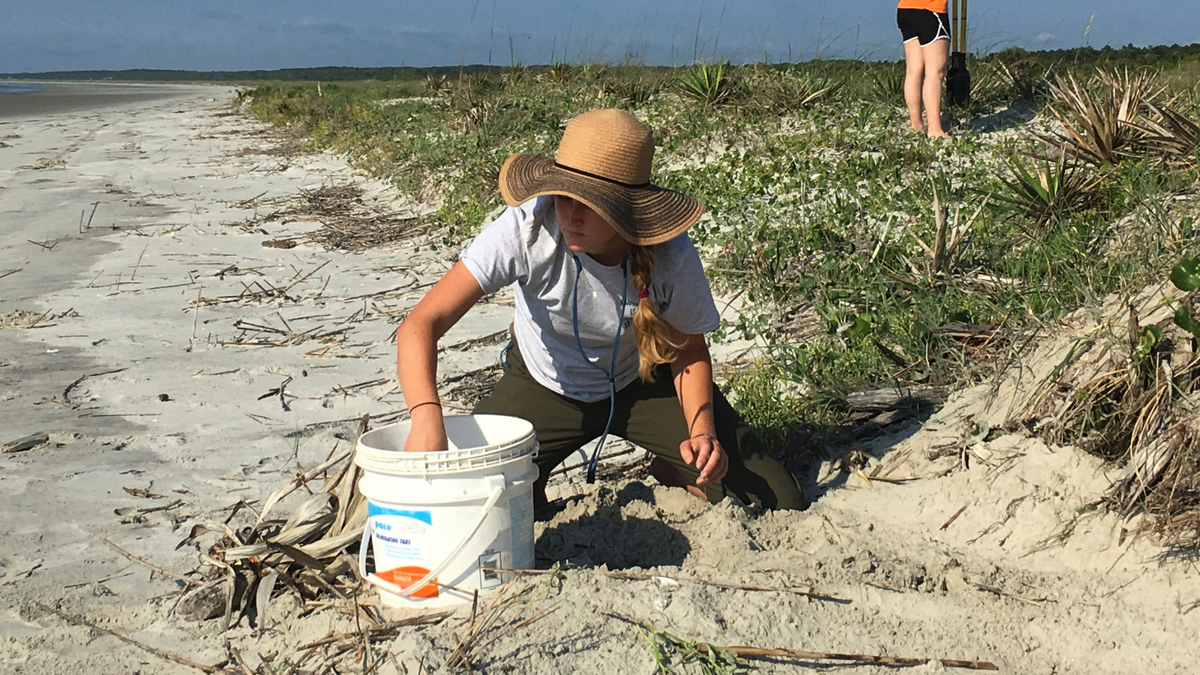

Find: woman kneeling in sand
<box><xmin>395</xmin><ymin>108</ymin><xmax>807</xmax><ymax>512</ymax></box>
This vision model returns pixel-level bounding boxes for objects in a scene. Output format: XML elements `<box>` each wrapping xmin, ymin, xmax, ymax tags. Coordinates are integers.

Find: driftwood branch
<box><xmin>2</xmin><ymin>432</ymin><xmax>48</xmax><ymax>454</ymax></box>
<box><xmin>847</xmin><ymin>386</ymin><xmax>950</xmax><ymax>413</ymax></box>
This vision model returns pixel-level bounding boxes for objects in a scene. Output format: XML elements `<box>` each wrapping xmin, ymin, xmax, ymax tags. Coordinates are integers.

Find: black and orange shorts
<box><xmin>897</xmin><ymin>9</ymin><xmax>951</xmax><ymax>47</ymax></box>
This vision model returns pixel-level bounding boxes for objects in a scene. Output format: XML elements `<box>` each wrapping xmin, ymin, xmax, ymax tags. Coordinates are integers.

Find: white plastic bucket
<box><xmin>355</xmin><ymin>414</ymin><xmax>538</xmax><ymax>608</ymax></box>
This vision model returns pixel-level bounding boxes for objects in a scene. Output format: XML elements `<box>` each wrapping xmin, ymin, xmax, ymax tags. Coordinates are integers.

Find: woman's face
<box><xmin>554</xmin><ymin>195</ymin><xmax>629</xmax><ymax>265</ymax></box>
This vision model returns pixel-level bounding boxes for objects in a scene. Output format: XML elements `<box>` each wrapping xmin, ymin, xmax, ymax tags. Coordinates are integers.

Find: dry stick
<box><xmin>191</xmin><ymin>284</ymin><xmax>203</xmax><ymax>343</ymax></box>
<box><xmin>444</xmin><ymin>578</ymin><xmax>523</xmax><ymax>668</ymax></box>
<box><xmin>26</xmin><ymin>308</ymin><xmax>55</xmax><ymax>329</ymax></box>
<box><xmin>232</xmin><ymin>191</ymin><xmax>268</xmax><ymax>208</ymax></box>
<box><xmin>131</xmin><ymin>244</ymin><xmax>149</xmax><ymax>282</ymax></box>
<box><xmin>295</xmin><ymin>614</ymin><xmax>452</xmax><ymax>650</ymax></box>
<box><xmin>715</xmin><ymin>645</ymin><xmax>998</xmax><ymax>671</ymax></box>
<box><xmin>63</xmin><ymin>368</ymin><xmax>128</xmax><ymax>408</ymax></box>
<box><xmin>85</xmin><ymin>201</ymin><xmax>100</xmax><ymax>230</ymax></box>
<box><xmin>0</xmin><ymin>267</ymin><xmax>23</xmax><ymax>280</ymax></box>
<box><xmin>605</xmin><ymin>571</ymin><xmax>842</xmax><ymax>602</ymax></box>
<box><xmin>941</xmin><ymin>504</ymin><xmax>970</xmax><ymax>530</ymax></box>
<box><xmin>18</xmin><ymin>307</ymin><xmax>48</xmax><ymax>329</ymax></box>
<box><xmin>103</xmin><ymin>538</ymin><xmax>203</xmax><ymax>587</ymax></box>
<box><xmin>487</xmin><ymin>568</ymin><xmax>843</xmax><ymax>602</ymax></box>
<box><xmin>229</xmin><ymin>647</ymin><xmax>256</xmax><ymax>675</ymax></box>
<box><xmin>38</xmin><ymin>604</ymin><xmax>223</xmax><ymax>674</ymax></box>
<box><xmin>607</xmin><ymin>612</ymin><xmax>998</xmax><ymax>671</ymax></box>
<box><xmin>137</xmin><ymin>498</ymin><xmax>183</xmax><ymax>514</ymax></box>
<box><xmin>141</xmin><ymin>281</ymin><xmax>196</xmax><ymax>292</ymax></box>
<box><xmin>63</xmin><ymin>565</ymin><xmax>135</xmax><ymax>589</ymax></box>
<box><xmin>464</xmin><ymin>605</ymin><xmax>558</xmax><ymax>664</ymax></box>
<box><xmin>281</xmin><ymin>259</ymin><xmax>331</xmax><ymax>295</ymax></box>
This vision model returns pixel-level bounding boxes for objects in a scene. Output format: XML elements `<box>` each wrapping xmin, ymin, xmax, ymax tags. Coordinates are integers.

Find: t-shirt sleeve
<box><xmin>656</xmin><ymin>235</ymin><xmax>721</xmax><ymax>336</ymax></box>
<box><xmin>459</xmin><ymin>202</ymin><xmax>533</xmax><ymax>294</ymax></box>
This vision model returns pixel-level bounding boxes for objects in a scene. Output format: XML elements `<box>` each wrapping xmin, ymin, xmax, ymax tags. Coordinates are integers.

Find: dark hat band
<box><xmin>553</xmin><ymin>161</ymin><xmax>650</xmax><ymax>190</ymax></box>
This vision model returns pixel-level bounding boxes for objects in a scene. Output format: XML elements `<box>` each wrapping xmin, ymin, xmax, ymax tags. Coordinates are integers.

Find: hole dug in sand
<box><xmin>535</xmin><ymin>483</ymin><xmax>695</xmax><ymax>569</ymax></box>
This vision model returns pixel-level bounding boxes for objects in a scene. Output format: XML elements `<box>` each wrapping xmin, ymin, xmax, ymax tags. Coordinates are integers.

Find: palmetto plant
<box><xmin>423</xmin><ymin>74</ymin><xmax>450</xmax><ymax>93</ymax></box>
<box><xmin>967</xmin><ymin>60</ymin><xmax>1007</xmax><ymax>107</ymax></box>
<box><xmin>993</xmin><ymin>57</ymin><xmax>1049</xmax><ymax>102</ymax></box>
<box><xmin>450</xmin><ymin>75</ymin><xmax>495</xmax><ymax>131</ymax></box>
<box><xmin>904</xmin><ymin>182</ymin><xmax>990</xmax><ymax>278</ymax></box>
<box><xmin>747</xmin><ymin>70</ymin><xmax>841</xmax><ymax>114</ymax></box>
<box><xmin>1136</xmin><ymin>101</ymin><xmax>1200</xmax><ymax>167</ymax></box>
<box><xmin>1040</xmin><ymin>68</ymin><xmax>1163</xmax><ymax>166</ymax></box>
<box><xmin>676</xmin><ymin>60</ymin><xmax>734</xmax><ymax>107</ymax></box>
<box><xmin>543</xmin><ymin>60</ymin><xmax>574</xmax><ymax>85</ymax></box>
<box><xmin>989</xmin><ymin>152</ymin><xmax>1103</xmax><ymax>225</ymax></box>
<box><xmin>502</xmin><ymin>62</ymin><xmax>526</xmax><ymax>88</ymax></box>
<box><xmin>868</xmin><ymin>65</ymin><xmax>904</xmax><ymax>105</ymax></box>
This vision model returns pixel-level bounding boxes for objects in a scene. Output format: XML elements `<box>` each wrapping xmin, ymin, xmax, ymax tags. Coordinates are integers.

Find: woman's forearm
<box><xmin>396</xmin><ymin>317</ymin><xmax>443</xmax><ymax>410</ymax></box>
<box><xmin>394</xmin><ymin>262</ymin><xmax>487</xmax><ymax>443</ymax></box>
<box><xmin>671</xmin><ymin>334</ymin><xmax>717</xmax><ymax>438</ymax></box>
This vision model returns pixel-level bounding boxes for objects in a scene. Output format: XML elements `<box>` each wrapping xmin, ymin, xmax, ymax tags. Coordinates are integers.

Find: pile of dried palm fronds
<box><xmin>176</xmin><ymin>418</ymin><xmax>371</xmax><ymax>630</ymax></box>
<box><xmin>222</xmin><ymin>184</ymin><xmax>420</xmax><ymax>251</ymax></box>
<box><xmin>282</xmin><ymin>185</ymin><xmax>420</xmax><ymax>251</ymax></box>
<box><xmin>1016</xmin><ymin>297</ymin><xmax>1200</xmax><ymax>544</ymax></box>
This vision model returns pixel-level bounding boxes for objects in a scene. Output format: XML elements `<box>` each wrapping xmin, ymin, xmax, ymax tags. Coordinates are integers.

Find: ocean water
<box><xmin>0</xmin><ymin>83</ymin><xmax>45</xmax><ymax>95</ymax></box>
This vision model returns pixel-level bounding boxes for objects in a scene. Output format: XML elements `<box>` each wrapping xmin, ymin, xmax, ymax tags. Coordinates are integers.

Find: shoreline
<box><xmin>0</xmin><ymin>82</ymin><xmax>217</xmax><ymax>121</ymax></box>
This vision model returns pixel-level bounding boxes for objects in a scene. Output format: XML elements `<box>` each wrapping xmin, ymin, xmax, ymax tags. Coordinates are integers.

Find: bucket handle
<box><xmin>359</xmin><ymin>475</ymin><xmax>506</xmax><ymax>599</ymax></box>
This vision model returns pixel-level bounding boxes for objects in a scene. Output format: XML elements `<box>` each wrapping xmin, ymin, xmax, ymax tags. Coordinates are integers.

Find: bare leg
<box><xmin>902</xmin><ymin>39</ymin><xmax>926</xmax><ymax>133</ymax></box>
<box><xmin>921</xmin><ymin>37</ymin><xmax>951</xmax><ymax>138</ymax></box>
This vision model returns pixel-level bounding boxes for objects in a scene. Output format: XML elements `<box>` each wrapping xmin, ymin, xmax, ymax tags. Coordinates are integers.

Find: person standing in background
<box><xmin>896</xmin><ymin>0</ymin><xmax>952</xmax><ymax>138</ymax></box>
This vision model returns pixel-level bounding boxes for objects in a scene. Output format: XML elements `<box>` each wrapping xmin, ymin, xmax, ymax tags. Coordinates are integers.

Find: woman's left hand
<box><xmin>679</xmin><ymin>433</ymin><xmax>728</xmax><ymax>486</ymax></box>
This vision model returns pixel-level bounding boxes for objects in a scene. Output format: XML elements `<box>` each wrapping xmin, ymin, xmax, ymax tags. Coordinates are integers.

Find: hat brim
<box><xmin>499</xmin><ymin>153</ymin><xmax>704</xmax><ymax>247</ymax></box>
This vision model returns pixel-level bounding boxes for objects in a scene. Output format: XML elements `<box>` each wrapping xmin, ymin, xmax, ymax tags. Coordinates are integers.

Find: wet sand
<box><xmin>0</xmin><ymin>82</ymin><xmax>211</xmax><ymax>120</ymax></box>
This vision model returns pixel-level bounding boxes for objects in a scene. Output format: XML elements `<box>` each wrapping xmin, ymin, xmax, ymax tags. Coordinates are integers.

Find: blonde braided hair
<box><xmin>628</xmin><ymin>245</ymin><xmax>685</xmax><ymax>381</ymax></box>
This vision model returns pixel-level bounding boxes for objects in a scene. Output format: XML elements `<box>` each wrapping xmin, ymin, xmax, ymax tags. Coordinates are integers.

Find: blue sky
<box><xmin>1</xmin><ymin>1</ymin><xmax>1196</xmax><ymax>73</ymax></box>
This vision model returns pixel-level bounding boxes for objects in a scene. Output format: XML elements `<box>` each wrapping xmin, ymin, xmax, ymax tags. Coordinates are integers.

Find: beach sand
<box><xmin>2</xmin><ymin>86</ymin><xmax>1199</xmax><ymax>674</ymax></box>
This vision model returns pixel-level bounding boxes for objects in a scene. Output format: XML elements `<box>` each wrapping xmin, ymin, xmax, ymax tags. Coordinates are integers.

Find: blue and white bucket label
<box><xmin>368</xmin><ymin>504</ymin><xmax>432</xmax><ymax>565</ymax></box>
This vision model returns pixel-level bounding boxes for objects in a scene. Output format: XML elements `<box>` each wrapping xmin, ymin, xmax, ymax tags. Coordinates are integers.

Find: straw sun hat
<box><xmin>498</xmin><ymin>108</ymin><xmax>704</xmax><ymax>247</ymax></box>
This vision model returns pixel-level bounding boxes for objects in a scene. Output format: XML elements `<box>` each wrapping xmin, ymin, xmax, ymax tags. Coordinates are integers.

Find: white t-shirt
<box><xmin>460</xmin><ymin>196</ymin><xmax>720</xmax><ymax>402</ymax></box>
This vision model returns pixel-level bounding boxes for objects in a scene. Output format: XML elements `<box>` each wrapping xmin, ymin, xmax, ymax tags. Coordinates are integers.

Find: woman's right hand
<box><xmin>404</xmin><ymin>404</ymin><xmax>449</xmax><ymax>452</ymax></box>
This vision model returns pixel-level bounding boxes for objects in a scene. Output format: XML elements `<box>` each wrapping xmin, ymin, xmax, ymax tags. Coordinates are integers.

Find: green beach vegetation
<box><xmin>237</xmin><ymin>47</ymin><xmax>1200</xmax><ymax>501</ymax></box>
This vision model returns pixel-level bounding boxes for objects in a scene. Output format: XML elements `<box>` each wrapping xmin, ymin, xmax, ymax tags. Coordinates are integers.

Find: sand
<box><xmin>1</xmin><ymin>86</ymin><xmax>1199</xmax><ymax>675</ymax></box>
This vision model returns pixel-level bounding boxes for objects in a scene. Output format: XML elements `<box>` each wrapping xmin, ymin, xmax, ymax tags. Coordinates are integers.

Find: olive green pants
<box><xmin>473</xmin><ymin>343</ymin><xmax>808</xmax><ymax>511</ymax></box>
